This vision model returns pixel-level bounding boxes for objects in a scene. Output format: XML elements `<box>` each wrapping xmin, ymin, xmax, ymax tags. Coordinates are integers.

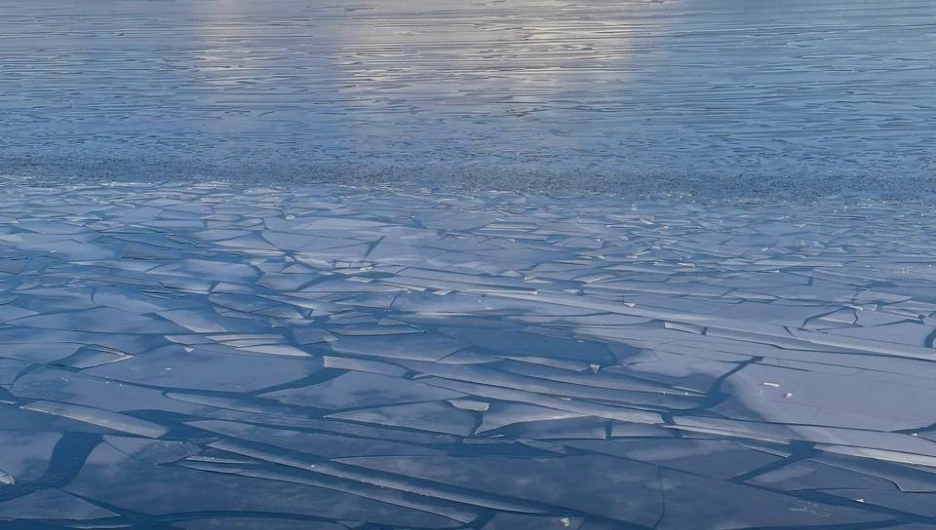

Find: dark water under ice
<box><xmin>2</xmin><ymin>0</ymin><xmax>936</xmax><ymax>198</ymax></box>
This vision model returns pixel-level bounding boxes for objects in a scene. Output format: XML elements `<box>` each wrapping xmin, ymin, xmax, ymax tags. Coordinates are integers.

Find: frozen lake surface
<box><xmin>2</xmin><ymin>183</ymin><xmax>936</xmax><ymax>528</ymax></box>
<box><xmin>3</xmin><ymin>0</ymin><xmax>936</xmax><ymax>528</ymax></box>
<box><xmin>1</xmin><ymin>0</ymin><xmax>935</xmax><ymax>198</ymax></box>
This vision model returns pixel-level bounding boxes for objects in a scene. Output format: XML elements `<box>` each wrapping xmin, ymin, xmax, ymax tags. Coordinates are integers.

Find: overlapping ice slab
<box><xmin>1</xmin><ymin>183</ymin><xmax>935</xmax><ymax>528</ymax></box>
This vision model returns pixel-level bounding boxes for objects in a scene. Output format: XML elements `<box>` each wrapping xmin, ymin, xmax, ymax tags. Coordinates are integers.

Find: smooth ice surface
<box><xmin>3</xmin><ymin>184</ymin><xmax>936</xmax><ymax>528</ymax></box>
<box><xmin>2</xmin><ymin>0</ymin><xmax>936</xmax><ymax>199</ymax></box>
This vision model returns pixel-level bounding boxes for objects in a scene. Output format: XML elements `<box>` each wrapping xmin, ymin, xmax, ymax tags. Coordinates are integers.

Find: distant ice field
<box><xmin>2</xmin><ymin>0</ymin><xmax>935</xmax><ymax>199</ymax></box>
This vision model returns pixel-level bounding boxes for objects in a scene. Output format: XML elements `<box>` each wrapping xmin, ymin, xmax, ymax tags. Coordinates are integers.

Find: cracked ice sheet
<box><xmin>714</xmin><ymin>362</ymin><xmax>936</xmax><ymax>431</ymax></box>
<box><xmin>564</xmin><ymin>438</ymin><xmax>781</xmax><ymax>480</ymax></box>
<box><xmin>262</xmin><ymin>371</ymin><xmax>465</xmax><ymax>410</ymax></box>
<box><xmin>65</xmin><ymin>443</ymin><xmax>465</xmax><ymax>528</ymax></box>
<box><xmin>327</xmin><ymin>401</ymin><xmax>477</xmax><ymax>437</ymax></box>
<box><xmin>483</xmin><ymin>514</ymin><xmax>583</xmax><ymax>530</ymax></box>
<box><xmin>5</xmin><ymin>184</ymin><xmax>936</xmax><ymax>525</ymax></box>
<box><xmin>0</xmin><ymin>359</ymin><xmax>31</xmax><ymax>387</ymax></box>
<box><xmin>399</xmin><ymin>359</ymin><xmax>703</xmax><ymax>410</ymax></box>
<box><xmin>0</xmin><ymin>432</ymin><xmax>60</xmax><ymax>485</ymax></box>
<box><xmin>748</xmin><ymin>459</ymin><xmax>904</xmax><ymax>491</ymax></box>
<box><xmin>807</xmin><ymin>454</ymin><xmax>936</xmax><ymax>493</ymax></box>
<box><xmin>11</xmin><ymin>366</ymin><xmax>203</xmax><ymax>414</ymax></box>
<box><xmin>84</xmin><ymin>344</ymin><xmax>322</xmax><ymax>392</ymax></box>
<box><xmin>0</xmin><ymin>489</ymin><xmax>120</xmax><ymax>521</ymax></box>
<box><xmin>21</xmin><ymin>401</ymin><xmax>169</xmax><ymax>438</ymax></box>
<box><xmin>187</xmin><ymin>419</ymin><xmax>444</xmax><ymax>457</ymax></box>
<box><xmin>338</xmin><ymin>454</ymin><xmax>886</xmax><ymax>528</ymax></box>
<box><xmin>653</xmin><ymin>468</ymin><xmax>889</xmax><ymax>529</ymax></box>
<box><xmin>166</xmin><ymin>394</ymin><xmax>458</xmax><ymax>445</ymax></box>
<box><xmin>172</xmin><ymin>519</ymin><xmax>347</xmax><ymax>530</ymax></box>
<box><xmin>11</xmin><ymin>307</ymin><xmax>184</xmax><ymax>334</ymax></box>
<box><xmin>668</xmin><ymin>416</ymin><xmax>936</xmax><ymax>467</ymax></box>
<box><xmin>325</xmin><ymin>333</ymin><xmax>469</xmax><ymax>362</ymax></box>
<box><xmin>335</xmin><ymin>454</ymin><xmax>663</xmax><ymax>526</ymax></box>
